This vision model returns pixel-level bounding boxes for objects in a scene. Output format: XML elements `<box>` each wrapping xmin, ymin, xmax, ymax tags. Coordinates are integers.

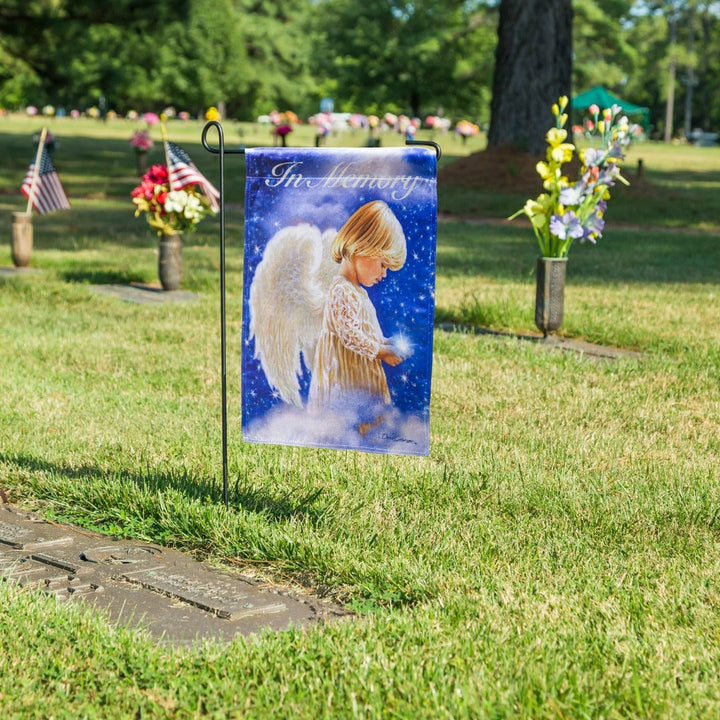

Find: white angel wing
<box><xmin>249</xmin><ymin>223</ymin><xmax>337</xmax><ymax>406</ymax></box>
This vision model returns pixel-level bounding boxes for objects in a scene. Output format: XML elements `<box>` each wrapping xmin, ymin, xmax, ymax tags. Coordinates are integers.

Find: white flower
<box><xmin>182</xmin><ymin>193</ymin><xmax>204</xmax><ymax>220</ymax></box>
<box><xmin>164</xmin><ymin>190</ymin><xmax>191</xmax><ymax>214</ymax></box>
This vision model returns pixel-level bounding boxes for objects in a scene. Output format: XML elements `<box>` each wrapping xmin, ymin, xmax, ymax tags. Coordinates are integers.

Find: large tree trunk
<box><xmin>487</xmin><ymin>0</ymin><xmax>573</xmax><ymax>155</ymax></box>
<box><xmin>663</xmin><ymin>11</ymin><xmax>677</xmax><ymax>143</ymax></box>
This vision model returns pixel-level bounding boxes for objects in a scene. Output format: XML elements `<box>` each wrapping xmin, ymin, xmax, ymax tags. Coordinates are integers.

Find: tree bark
<box><xmin>664</xmin><ymin>11</ymin><xmax>677</xmax><ymax>143</ymax></box>
<box><xmin>487</xmin><ymin>0</ymin><xmax>573</xmax><ymax>155</ymax></box>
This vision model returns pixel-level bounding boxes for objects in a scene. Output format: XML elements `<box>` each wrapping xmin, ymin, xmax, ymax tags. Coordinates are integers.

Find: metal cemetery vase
<box><xmin>135</xmin><ymin>151</ymin><xmax>148</xmax><ymax>177</ymax></box>
<box><xmin>11</xmin><ymin>211</ymin><xmax>33</xmax><ymax>267</ymax></box>
<box><xmin>535</xmin><ymin>256</ymin><xmax>567</xmax><ymax>335</ymax></box>
<box><xmin>158</xmin><ymin>233</ymin><xmax>183</xmax><ymax>291</ymax></box>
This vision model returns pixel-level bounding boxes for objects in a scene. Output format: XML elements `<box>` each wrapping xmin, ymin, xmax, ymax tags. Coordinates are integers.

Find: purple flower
<box><xmin>606</xmin><ymin>141</ymin><xmax>625</xmax><ymax>159</ymax></box>
<box><xmin>596</xmin><ymin>162</ymin><xmax>621</xmax><ymax>186</ymax></box>
<box><xmin>582</xmin><ymin>147</ymin><xmax>605</xmax><ymax>167</ymax></box>
<box><xmin>581</xmin><ymin>208</ymin><xmax>606</xmax><ymax>243</ymax></box>
<box><xmin>559</xmin><ymin>182</ymin><xmax>587</xmax><ymax>206</ymax></box>
<box><xmin>550</xmin><ymin>211</ymin><xmax>584</xmax><ymax>240</ymax></box>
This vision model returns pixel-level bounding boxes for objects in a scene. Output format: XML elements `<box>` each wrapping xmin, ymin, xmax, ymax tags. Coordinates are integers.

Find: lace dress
<box><xmin>309</xmin><ymin>275</ymin><xmax>390</xmax><ymax>407</ymax></box>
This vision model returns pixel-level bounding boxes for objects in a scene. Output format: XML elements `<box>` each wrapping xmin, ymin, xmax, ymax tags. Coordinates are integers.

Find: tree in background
<box><xmin>141</xmin><ymin>0</ymin><xmax>252</xmax><ymax>118</ymax></box>
<box><xmin>572</xmin><ymin>0</ymin><xmax>638</xmax><ymax>91</ymax></box>
<box><xmin>487</xmin><ymin>0</ymin><xmax>573</xmax><ymax>154</ymax></box>
<box><xmin>311</xmin><ymin>0</ymin><xmax>496</xmax><ymax>120</ymax></box>
<box><xmin>2</xmin><ymin>0</ymin><xmax>720</xmax><ymax>134</ymax></box>
<box><xmin>236</xmin><ymin>0</ymin><xmax>318</xmax><ymax>119</ymax></box>
<box><xmin>0</xmin><ymin>0</ymin><xmax>183</xmax><ymax>110</ymax></box>
<box><xmin>622</xmin><ymin>0</ymin><xmax>720</xmax><ymax>140</ymax></box>
<box><xmin>0</xmin><ymin>0</ymin><xmax>317</xmax><ymax>120</ymax></box>
<box><xmin>692</xmin><ymin>2</ymin><xmax>720</xmax><ymax>133</ymax></box>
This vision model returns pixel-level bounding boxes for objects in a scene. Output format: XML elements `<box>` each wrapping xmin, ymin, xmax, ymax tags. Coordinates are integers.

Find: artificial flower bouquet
<box><xmin>131</xmin><ymin>164</ymin><xmax>214</xmax><ymax>237</ymax></box>
<box><xmin>512</xmin><ymin>96</ymin><xmax>637</xmax><ymax>258</ymax></box>
<box><xmin>130</xmin><ymin>129</ymin><xmax>154</xmax><ymax>154</ymax></box>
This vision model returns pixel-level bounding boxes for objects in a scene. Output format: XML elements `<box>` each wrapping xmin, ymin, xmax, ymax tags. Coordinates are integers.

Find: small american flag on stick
<box><xmin>166</xmin><ymin>141</ymin><xmax>220</xmax><ymax>211</ymax></box>
<box><xmin>21</xmin><ymin>137</ymin><xmax>71</xmax><ymax>215</ymax></box>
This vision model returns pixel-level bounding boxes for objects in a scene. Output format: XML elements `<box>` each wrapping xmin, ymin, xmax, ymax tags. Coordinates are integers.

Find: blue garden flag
<box><xmin>242</xmin><ymin>146</ymin><xmax>437</xmax><ymax>456</ymax></box>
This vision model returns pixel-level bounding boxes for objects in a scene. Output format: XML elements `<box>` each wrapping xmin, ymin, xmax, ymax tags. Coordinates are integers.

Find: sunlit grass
<box><xmin>0</xmin><ymin>118</ymin><xmax>718</xmax><ymax>718</ymax></box>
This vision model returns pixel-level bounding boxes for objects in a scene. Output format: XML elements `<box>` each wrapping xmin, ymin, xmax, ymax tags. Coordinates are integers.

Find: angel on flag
<box><xmin>242</xmin><ymin>146</ymin><xmax>438</xmax><ymax>456</ymax></box>
<box><xmin>251</xmin><ymin>200</ymin><xmax>408</xmax><ymax>409</ymax></box>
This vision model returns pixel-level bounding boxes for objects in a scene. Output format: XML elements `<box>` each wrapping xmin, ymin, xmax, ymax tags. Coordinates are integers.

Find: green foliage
<box><xmin>2</xmin><ymin>0</ymin><xmax>720</xmax><ymax>135</ymax></box>
<box><xmin>620</xmin><ymin>1</ymin><xmax>720</xmax><ymax>139</ymax></box>
<box><xmin>0</xmin><ymin>0</ymin><xmax>318</xmax><ymax>119</ymax></box>
<box><xmin>312</xmin><ymin>0</ymin><xmax>496</xmax><ymax>118</ymax></box>
<box><xmin>573</xmin><ymin>0</ymin><xmax>639</xmax><ymax>89</ymax></box>
<box><xmin>236</xmin><ymin>0</ymin><xmax>320</xmax><ymax>118</ymax></box>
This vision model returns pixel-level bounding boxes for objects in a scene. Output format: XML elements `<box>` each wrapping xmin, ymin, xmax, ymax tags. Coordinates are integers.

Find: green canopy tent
<box><xmin>573</xmin><ymin>86</ymin><xmax>650</xmax><ymax>135</ymax></box>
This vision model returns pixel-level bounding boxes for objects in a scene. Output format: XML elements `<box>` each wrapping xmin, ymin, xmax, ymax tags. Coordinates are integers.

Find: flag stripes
<box><xmin>21</xmin><ymin>145</ymin><xmax>71</xmax><ymax>215</ymax></box>
<box><xmin>166</xmin><ymin>141</ymin><xmax>220</xmax><ymax>211</ymax></box>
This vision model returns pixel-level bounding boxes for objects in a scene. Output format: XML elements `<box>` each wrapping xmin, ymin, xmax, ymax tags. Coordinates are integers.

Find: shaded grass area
<box><xmin>437</xmin><ymin>142</ymin><xmax>720</xmax><ymax>232</ymax></box>
<box><xmin>435</xmin><ymin>220</ymin><xmax>719</xmax><ymax>285</ymax></box>
<box><xmin>0</xmin><ymin>119</ymin><xmax>719</xmax><ymax>717</ymax></box>
<box><xmin>434</xmin><ymin>220</ymin><xmax>719</xmax><ymax>355</ymax></box>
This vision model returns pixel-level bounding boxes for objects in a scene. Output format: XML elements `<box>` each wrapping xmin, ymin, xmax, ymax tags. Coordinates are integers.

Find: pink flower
<box><xmin>130</xmin><ymin>130</ymin><xmax>153</xmax><ymax>152</ymax></box>
<box><xmin>455</xmin><ymin>120</ymin><xmax>479</xmax><ymax>137</ymax></box>
<box><xmin>589</xmin><ymin>104</ymin><xmax>600</xmax><ymax>116</ymax></box>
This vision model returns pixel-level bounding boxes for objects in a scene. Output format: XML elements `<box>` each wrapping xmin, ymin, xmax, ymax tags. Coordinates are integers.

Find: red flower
<box><xmin>145</xmin><ymin>164</ymin><xmax>168</xmax><ymax>184</ymax></box>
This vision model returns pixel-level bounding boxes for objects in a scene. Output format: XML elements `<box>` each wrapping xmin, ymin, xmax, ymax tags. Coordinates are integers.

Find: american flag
<box><xmin>166</xmin><ymin>141</ymin><xmax>220</xmax><ymax>211</ymax></box>
<box><xmin>21</xmin><ymin>145</ymin><xmax>71</xmax><ymax>215</ymax></box>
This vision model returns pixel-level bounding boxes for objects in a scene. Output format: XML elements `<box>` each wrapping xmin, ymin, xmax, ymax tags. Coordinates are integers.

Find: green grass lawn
<box><xmin>0</xmin><ymin>115</ymin><xmax>718</xmax><ymax>718</ymax></box>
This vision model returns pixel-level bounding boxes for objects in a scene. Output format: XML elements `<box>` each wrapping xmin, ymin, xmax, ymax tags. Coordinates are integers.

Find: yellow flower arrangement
<box><xmin>511</xmin><ymin>96</ymin><xmax>638</xmax><ymax>258</ymax></box>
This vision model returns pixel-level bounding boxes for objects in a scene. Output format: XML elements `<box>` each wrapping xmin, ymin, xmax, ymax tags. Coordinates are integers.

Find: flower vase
<box><xmin>158</xmin><ymin>233</ymin><xmax>183</xmax><ymax>291</ymax></box>
<box><xmin>135</xmin><ymin>151</ymin><xmax>148</xmax><ymax>176</ymax></box>
<box><xmin>11</xmin><ymin>212</ymin><xmax>33</xmax><ymax>267</ymax></box>
<box><xmin>535</xmin><ymin>257</ymin><xmax>567</xmax><ymax>335</ymax></box>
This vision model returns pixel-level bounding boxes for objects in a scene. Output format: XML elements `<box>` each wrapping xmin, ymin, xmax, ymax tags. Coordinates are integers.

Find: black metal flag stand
<box><xmin>201</xmin><ymin>120</ymin><xmax>440</xmax><ymax>508</ymax></box>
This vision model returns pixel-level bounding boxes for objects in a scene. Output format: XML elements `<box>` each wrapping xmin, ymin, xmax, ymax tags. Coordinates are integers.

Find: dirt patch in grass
<box><xmin>438</xmin><ymin>145</ymin><xmax>580</xmax><ymax>194</ymax></box>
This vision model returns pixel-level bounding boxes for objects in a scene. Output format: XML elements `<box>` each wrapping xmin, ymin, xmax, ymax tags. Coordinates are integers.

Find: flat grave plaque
<box><xmin>0</xmin><ymin>503</ymin><xmax>350</xmax><ymax>644</ymax></box>
<box><xmin>119</xmin><ymin>566</ymin><xmax>288</xmax><ymax>620</ymax></box>
<box><xmin>81</xmin><ymin>545</ymin><xmax>163</xmax><ymax>564</ymax></box>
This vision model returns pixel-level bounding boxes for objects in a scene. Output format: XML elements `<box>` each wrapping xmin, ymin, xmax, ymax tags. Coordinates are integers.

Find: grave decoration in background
<box><xmin>15</xmin><ymin>127</ymin><xmax>71</xmax><ymax>267</ymax></box>
<box><xmin>131</xmin><ymin>127</ymin><xmax>219</xmax><ymax>290</ymax></box>
<box><xmin>510</xmin><ymin>96</ymin><xmax>638</xmax><ymax>335</ymax></box>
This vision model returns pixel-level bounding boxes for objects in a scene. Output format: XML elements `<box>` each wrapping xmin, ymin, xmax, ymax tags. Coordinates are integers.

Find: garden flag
<box><xmin>242</xmin><ymin>146</ymin><xmax>438</xmax><ymax>456</ymax></box>
<box><xmin>20</xmin><ymin>140</ymin><xmax>70</xmax><ymax>215</ymax></box>
<box><xmin>165</xmin><ymin>141</ymin><xmax>220</xmax><ymax>211</ymax></box>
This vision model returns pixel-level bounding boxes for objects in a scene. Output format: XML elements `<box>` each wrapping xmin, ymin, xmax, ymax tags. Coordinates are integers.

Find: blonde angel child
<box><xmin>308</xmin><ymin>199</ymin><xmax>407</xmax><ymax>412</ymax></box>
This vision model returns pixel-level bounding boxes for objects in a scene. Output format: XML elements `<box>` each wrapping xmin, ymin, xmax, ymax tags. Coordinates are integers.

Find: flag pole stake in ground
<box><xmin>24</xmin><ymin>126</ymin><xmax>47</xmax><ymax>216</ymax></box>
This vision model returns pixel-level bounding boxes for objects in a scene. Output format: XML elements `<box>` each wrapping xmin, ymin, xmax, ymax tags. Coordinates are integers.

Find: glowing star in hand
<box><xmin>390</xmin><ymin>333</ymin><xmax>414</xmax><ymax>360</ymax></box>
